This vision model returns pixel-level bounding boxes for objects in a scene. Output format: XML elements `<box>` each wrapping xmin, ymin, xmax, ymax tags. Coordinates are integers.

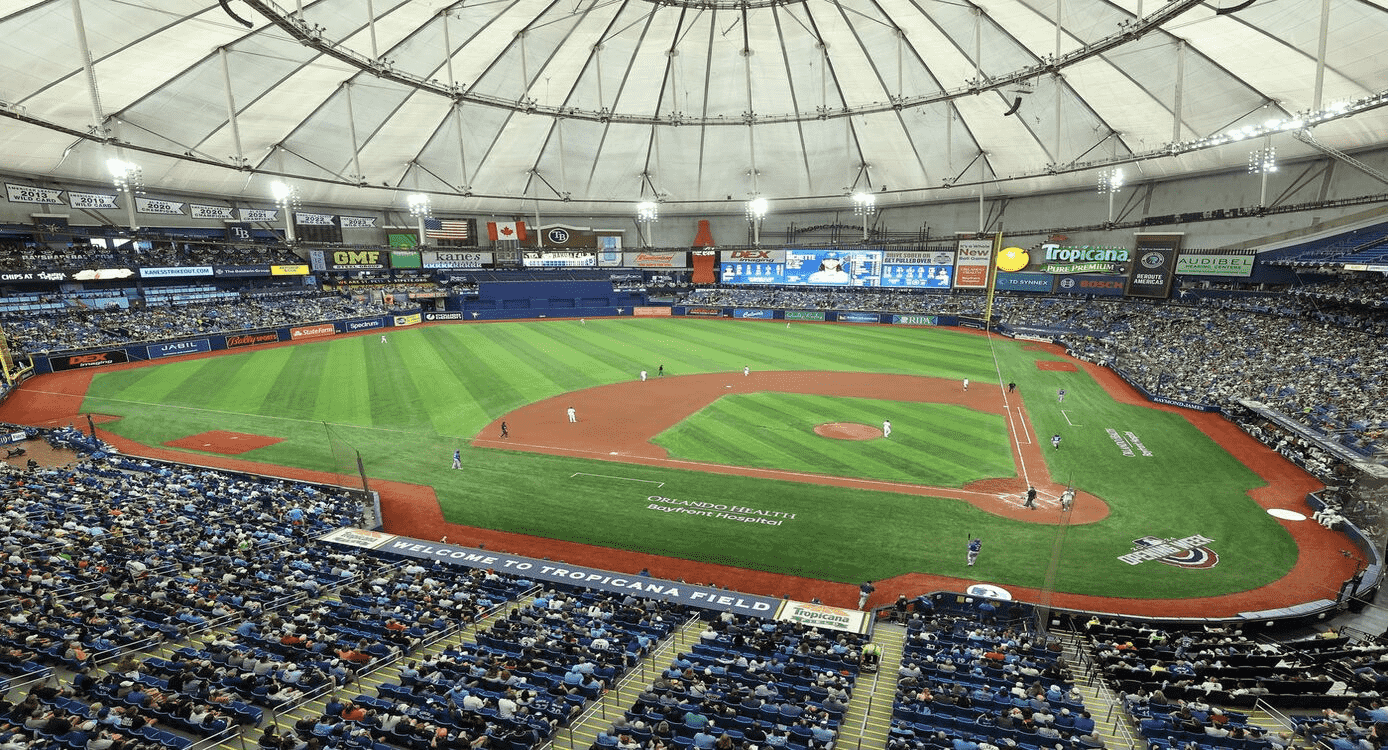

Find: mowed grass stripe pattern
<box><xmin>78</xmin><ymin>318</ymin><xmax>1300</xmax><ymax>597</ymax></box>
<box><xmin>653</xmin><ymin>394</ymin><xmax>1013</xmax><ymax>487</ymax></box>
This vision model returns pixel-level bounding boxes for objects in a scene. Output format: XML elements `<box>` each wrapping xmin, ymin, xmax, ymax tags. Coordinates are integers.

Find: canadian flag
<box><xmin>487</xmin><ymin>221</ymin><xmax>528</xmax><ymax>241</ymax></box>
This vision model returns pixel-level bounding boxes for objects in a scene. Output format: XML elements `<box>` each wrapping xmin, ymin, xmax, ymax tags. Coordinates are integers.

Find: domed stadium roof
<box><xmin>1</xmin><ymin>0</ymin><xmax>1386</xmax><ymax>215</ymax></box>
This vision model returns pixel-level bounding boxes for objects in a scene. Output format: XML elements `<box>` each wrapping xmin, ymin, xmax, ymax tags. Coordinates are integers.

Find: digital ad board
<box><xmin>782</xmin><ymin>249</ymin><xmax>881</xmax><ymax>286</ymax></box>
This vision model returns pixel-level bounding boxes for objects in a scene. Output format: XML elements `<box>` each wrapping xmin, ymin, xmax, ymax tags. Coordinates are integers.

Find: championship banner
<box><xmin>393</xmin><ymin>313</ymin><xmax>422</xmax><ymax>327</ymax></box>
<box><xmin>1175</xmin><ymin>251</ymin><xmax>1255</xmax><ymax>277</ymax></box>
<box><xmin>624</xmin><ymin>251</ymin><xmax>687</xmax><ymax>268</ymax></box>
<box><xmin>226</xmin><ymin>331</ymin><xmax>280</xmax><ymax>348</ymax></box>
<box><xmin>389</xmin><ymin>251</ymin><xmax>421</xmax><ymax>269</ymax></box>
<box><xmin>238</xmin><ymin>208</ymin><xmax>278</xmax><ymax>222</ymax></box>
<box><xmin>49</xmin><ymin>349</ymin><xmax>128</xmax><ymax>371</ymax></box>
<box><xmin>295</xmin><ymin>212</ymin><xmax>336</xmax><ymax>226</ymax></box>
<box><xmin>147</xmin><ymin>339</ymin><xmax>212</xmax><ymax>359</ymax></box>
<box><xmin>522</xmin><ymin>250</ymin><xmax>595</xmax><ymax>267</ymax></box>
<box><xmin>422</xmin><ymin>251</ymin><xmax>491</xmax><ymax>269</ymax></box>
<box><xmin>140</xmin><ymin>266</ymin><xmax>213</xmax><ymax>278</ymax></box>
<box><xmin>633</xmin><ymin>306</ymin><xmax>672</xmax><ymax>317</ymax></box>
<box><xmin>7</xmin><ymin>184</ymin><xmax>64</xmax><ymax>204</ymax></box>
<box><xmin>135</xmin><ymin>197</ymin><xmax>185</xmax><ymax>215</ymax></box>
<box><xmin>270</xmin><ymin>264</ymin><xmax>309</xmax><ymax>276</ymax></box>
<box><xmin>192</xmin><ymin>204</ymin><xmax>235</xmax><ymax>219</ymax></box>
<box><xmin>341</xmin><ymin>216</ymin><xmax>377</xmax><ymax>229</ymax></box>
<box><xmin>954</xmin><ymin>238</ymin><xmax>994</xmax><ymax>289</ymax></box>
<box><xmin>773</xmin><ymin>601</ymin><xmax>869</xmax><ymax>634</ymax></box>
<box><xmin>289</xmin><ymin>323</ymin><xmax>335</xmax><ymax>340</ymax></box>
<box><xmin>1125</xmin><ymin>234</ymin><xmax>1183</xmax><ymax>298</ymax></box>
<box><xmin>68</xmin><ymin>191</ymin><xmax>119</xmax><ymax>209</ymax></box>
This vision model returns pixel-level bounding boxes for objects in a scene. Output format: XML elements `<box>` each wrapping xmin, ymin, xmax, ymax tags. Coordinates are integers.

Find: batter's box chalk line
<box><xmin>570</xmin><ymin>472</ymin><xmax>665</xmax><ymax>488</ymax></box>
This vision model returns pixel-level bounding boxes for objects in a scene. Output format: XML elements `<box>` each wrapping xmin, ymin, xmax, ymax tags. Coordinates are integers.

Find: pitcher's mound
<box><xmin>814</xmin><ymin>422</ymin><xmax>883</xmax><ymax>440</ymax></box>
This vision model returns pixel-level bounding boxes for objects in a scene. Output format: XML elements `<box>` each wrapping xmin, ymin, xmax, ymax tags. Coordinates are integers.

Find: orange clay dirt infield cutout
<box><xmin>1036</xmin><ymin>360</ymin><xmax>1079</xmax><ymax>371</ymax></box>
<box><xmin>164</xmin><ymin>430</ymin><xmax>283</xmax><ymax>455</ymax></box>
<box><xmin>814</xmin><ymin>422</ymin><xmax>882</xmax><ymax>440</ymax></box>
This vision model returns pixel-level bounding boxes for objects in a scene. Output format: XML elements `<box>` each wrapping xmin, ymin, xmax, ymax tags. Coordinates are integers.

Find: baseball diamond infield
<box><xmin>0</xmin><ymin>325</ymin><xmax>1360</xmax><ymax>617</ymax></box>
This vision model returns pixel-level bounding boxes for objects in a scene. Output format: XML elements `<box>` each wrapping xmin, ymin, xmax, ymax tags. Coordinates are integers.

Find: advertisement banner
<box><xmin>270</xmin><ymin>264</ymin><xmax>310</xmax><ymax>276</ymax></box>
<box><xmin>49</xmin><ymin>349</ymin><xmax>128</xmax><ymax>371</ymax></box>
<box><xmin>1053</xmin><ymin>274</ymin><xmax>1127</xmax><ymax>296</ymax></box>
<box><xmin>892</xmin><ymin>314</ymin><xmax>939</xmax><ymax>326</ymax></box>
<box><xmin>342</xmin><ymin>318</ymin><xmax>384</xmax><ymax>333</ymax></box>
<box><xmin>686</xmin><ymin>307</ymin><xmax>723</xmax><ymax>316</ymax></box>
<box><xmin>597</xmin><ymin>249</ymin><xmax>623</xmax><ymax>267</ymax></box>
<box><xmin>522</xmin><ymin>251</ymin><xmax>595</xmax><ymax>267</ymax></box>
<box><xmin>147</xmin><ymin>339</ymin><xmax>212</xmax><ymax>359</ymax></box>
<box><xmin>838</xmin><ymin>312</ymin><xmax>880</xmax><ymax>323</ymax></box>
<box><xmin>784</xmin><ymin>310</ymin><xmax>826</xmax><ymax>321</ymax></box>
<box><xmin>633</xmin><ymin>306</ymin><xmax>672</xmax><ymax>317</ymax></box>
<box><xmin>1175</xmin><ymin>252</ymin><xmax>1255</xmax><ymax>277</ymax></box>
<box><xmin>226</xmin><ymin>331</ymin><xmax>280</xmax><ymax>349</ymax></box>
<box><xmin>884</xmin><ymin>251</ymin><xmax>955</xmax><ymax>266</ymax></box>
<box><xmin>424</xmin><ymin>312</ymin><xmax>465</xmax><ymax>321</ymax></box>
<box><xmin>71</xmin><ymin>268</ymin><xmax>134</xmax><ymax>281</ymax></box>
<box><xmin>1125</xmin><ymin>234</ymin><xmax>1183</xmax><ymax>298</ymax></box>
<box><xmin>238</xmin><ymin>208</ymin><xmax>278</xmax><ymax>222</ymax></box>
<box><xmin>734</xmin><ymin>309</ymin><xmax>774</xmax><ymax>319</ymax></box>
<box><xmin>0</xmin><ymin>271</ymin><xmax>67</xmax><ymax>282</ymax></box>
<box><xmin>954</xmin><ymin>238</ymin><xmax>994</xmax><ymax>289</ymax></box>
<box><xmin>290</xmin><ymin>323</ymin><xmax>335</xmax><ymax>341</ymax></box>
<box><xmin>140</xmin><ymin>266</ymin><xmax>214</xmax><ymax>278</ymax></box>
<box><xmin>6</xmin><ymin>183</ymin><xmax>64</xmax><ymax>205</ymax></box>
<box><xmin>389</xmin><ymin>251</ymin><xmax>422</xmax><ymax>269</ymax></box>
<box><xmin>134</xmin><ymin>197</ymin><xmax>185</xmax><ymax>215</ymax></box>
<box><xmin>995</xmin><ymin>272</ymin><xmax>1055</xmax><ymax>293</ymax></box>
<box><xmin>422</xmin><ymin>251</ymin><xmax>492</xmax><ymax>269</ymax></box>
<box><xmin>721</xmin><ymin>260</ymin><xmax>785</xmax><ymax>285</ymax></box>
<box><xmin>325</xmin><ymin>249</ymin><xmax>387</xmax><ymax>270</ymax></box>
<box><xmin>722</xmin><ymin>249</ymin><xmax>786</xmax><ymax>263</ymax></box>
<box><xmin>191</xmin><ymin>204</ymin><xmax>235</xmax><ymax>219</ymax></box>
<box><xmin>394</xmin><ymin>313</ymin><xmax>422</xmax><ymax>327</ymax></box>
<box><xmin>214</xmin><ymin>265</ymin><xmax>272</xmax><ymax>277</ymax></box>
<box><xmin>782</xmin><ymin>248</ymin><xmax>881</xmax><ymax>286</ymax></box>
<box><xmin>341</xmin><ymin>216</ymin><xmax>377</xmax><ymax>229</ymax></box>
<box><xmin>623</xmin><ymin>251</ymin><xmax>687</xmax><ymax>268</ymax></box>
<box><xmin>68</xmin><ymin>191</ymin><xmax>119</xmax><ymax>209</ymax></box>
<box><xmin>1037</xmin><ymin>244</ymin><xmax>1130</xmax><ymax>275</ymax></box>
<box><xmin>774</xmin><ymin>601</ymin><xmax>869</xmax><ymax>634</ymax></box>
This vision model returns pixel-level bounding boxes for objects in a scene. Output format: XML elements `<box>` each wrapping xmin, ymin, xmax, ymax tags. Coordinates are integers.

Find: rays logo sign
<box><xmin>1119</xmin><ymin>534</ymin><xmax>1219</xmax><ymax>568</ymax></box>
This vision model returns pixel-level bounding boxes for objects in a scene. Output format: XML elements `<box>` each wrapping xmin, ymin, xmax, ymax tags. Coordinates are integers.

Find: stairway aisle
<box><xmin>843</xmin><ymin>620</ymin><xmax>906</xmax><ymax>750</ymax></box>
<box><xmin>1050</xmin><ymin>629</ymin><xmax>1141</xmax><ymax>749</ymax></box>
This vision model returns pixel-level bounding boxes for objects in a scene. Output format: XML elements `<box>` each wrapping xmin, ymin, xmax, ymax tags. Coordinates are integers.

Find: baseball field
<box><xmin>47</xmin><ymin>316</ymin><xmax>1342</xmax><ymax>610</ymax></box>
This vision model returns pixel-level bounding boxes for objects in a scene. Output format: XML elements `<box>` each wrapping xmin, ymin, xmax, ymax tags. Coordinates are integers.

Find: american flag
<box><xmin>424</xmin><ymin>217</ymin><xmax>470</xmax><ymax>239</ymax></box>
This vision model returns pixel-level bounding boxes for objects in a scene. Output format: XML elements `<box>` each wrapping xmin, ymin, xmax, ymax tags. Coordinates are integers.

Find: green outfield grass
<box><xmin>76</xmin><ymin>318</ymin><xmax>1303</xmax><ymax>598</ymax></box>
<box><xmin>653</xmin><ymin>393</ymin><xmax>1014</xmax><ymax>486</ymax></box>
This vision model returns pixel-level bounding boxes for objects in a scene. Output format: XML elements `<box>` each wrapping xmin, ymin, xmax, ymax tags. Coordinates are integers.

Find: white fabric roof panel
<box><xmin>0</xmin><ymin>0</ymin><xmax>1384</xmax><ymax>213</ymax></box>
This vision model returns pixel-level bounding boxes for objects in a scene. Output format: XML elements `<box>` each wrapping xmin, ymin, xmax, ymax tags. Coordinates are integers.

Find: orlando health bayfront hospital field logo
<box><xmin>1119</xmin><ymin>535</ymin><xmax>1220</xmax><ymax>568</ymax></box>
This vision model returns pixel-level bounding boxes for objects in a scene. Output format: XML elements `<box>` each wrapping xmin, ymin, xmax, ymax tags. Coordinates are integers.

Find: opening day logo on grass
<box><xmin>1106</xmin><ymin>428</ymin><xmax>1154</xmax><ymax>456</ymax></box>
<box><xmin>646</xmin><ymin>495</ymin><xmax>796</xmax><ymax>526</ymax></box>
<box><xmin>1119</xmin><ymin>535</ymin><xmax>1220</xmax><ymax>568</ymax></box>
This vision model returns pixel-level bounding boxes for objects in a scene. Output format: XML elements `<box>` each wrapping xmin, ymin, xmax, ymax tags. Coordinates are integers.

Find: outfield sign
<box><xmin>633</xmin><ymin>306</ymin><xmax>672</xmax><ymax>317</ymax></box>
<box><xmin>323</xmin><ymin>530</ymin><xmax>783</xmax><ymax>615</ymax></box>
<box><xmin>735</xmin><ymin>308</ymin><xmax>773</xmax><ymax>319</ymax></box>
<box><xmin>49</xmin><ymin>349</ymin><xmax>128</xmax><ymax>371</ymax></box>
<box><xmin>784</xmin><ymin>310</ymin><xmax>826</xmax><ymax>321</ymax></box>
<box><xmin>342</xmin><ymin>318</ymin><xmax>384</xmax><ymax>332</ymax></box>
<box><xmin>892</xmin><ymin>314</ymin><xmax>938</xmax><ymax>326</ymax></box>
<box><xmin>226</xmin><ymin>331</ymin><xmax>280</xmax><ymax>348</ymax></box>
<box><xmin>686</xmin><ymin>307</ymin><xmax>722</xmax><ymax>316</ymax></box>
<box><xmin>290</xmin><ymin>323</ymin><xmax>335</xmax><ymax>340</ymax></box>
<box><xmin>994</xmin><ymin>272</ymin><xmax>1053</xmax><ymax>293</ymax></box>
<box><xmin>394</xmin><ymin>313</ymin><xmax>422</xmax><ymax>327</ymax></box>
<box><xmin>838</xmin><ymin>312</ymin><xmax>879</xmax><ymax>323</ymax></box>
<box><xmin>1175</xmin><ymin>252</ymin><xmax>1255</xmax><ymax>277</ymax></box>
<box><xmin>147</xmin><ymin>339</ymin><xmax>212</xmax><ymax>359</ymax></box>
<box><xmin>424</xmin><ymin>312</ymin><xmax>465</xmax><ymax>321</ymax></box>
<box><xmin>1054</xmin><ymin>274</ymin><xmax>1126</xmax><ymax>296</ymax></box>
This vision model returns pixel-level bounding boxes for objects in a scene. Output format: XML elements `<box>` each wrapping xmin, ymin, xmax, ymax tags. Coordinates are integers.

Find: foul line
<box><xmin>570</xmin><ymin>472</ymin><xmax>664</xmax><ymax>488</ymax></box>
<box><xmin>1061</xmin><ymin>409</ymin><xmax>1082</xmax><ymax>427</ymax></box>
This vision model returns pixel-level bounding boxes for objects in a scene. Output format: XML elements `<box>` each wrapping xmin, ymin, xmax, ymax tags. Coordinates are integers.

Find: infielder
<box><xmin>744</xmin><ymin>365</ymin><xmax>750</xmax><ymax>377</ymax></box>
<box><xmin>567</xmin><ymin>406</ymin><xmax>577</xmax><ymax>423</ymax></box>
<box><xmin>640</xmin><ymin>370</ymin><xmax>647</xmax><ymax>381</ymax></box>
<box><xmin>452</xmin><ymin>450</ymin><xmax>461</xmax><ymax>469</ymax></box>
<box><xmin>1051</xmin><ymin>434</ymin><xmax>1062</xmax><ymax>450</ymax></box>
<box><xmin>1057</xmin><ymin>388</ymin><xmax>1067</xmax><ymax>403</ymax></box>
<box><xmin>963</xmin><ymin>378</ymin><xmax>969</xmax><ymax>391</ymax></box>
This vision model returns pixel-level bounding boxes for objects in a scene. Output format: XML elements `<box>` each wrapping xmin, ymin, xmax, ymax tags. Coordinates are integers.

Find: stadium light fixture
<box><xmin>1248</xmin><ymin>141</ymin><xmax>1277</xmax><ymax>206</ymax></box>
<box><xmin>270</xmin><ymin>181</ymin><xmax>300</xmax><ymax>244</ymax></box>
<box><xmin>106</xmin><ymin>159</ymin><xmax>143</xmax><ymax>232</ymax></box>
<box><xmin>407</xmin><ymin>193</ymin><xmax>431</xmax><ymax>247</ymax></box>
<box><xmin>636</xmin><ymin>201</ymin><xmax>659</xmax><ymax>248</ymax></box>
<box><xmin>851</xmin><ymin>192</ymin><xmax>876</xmax><ymax>241</ymax></box>
<box><xmin>1097</xmin><ymin>167</ymin><xmax>1124</xmax><ymax>223</ymax></box>
<box><xmin>745</xmin><ymin>197</ymin><xmax>768</xmax><ymax>246</ymax></box>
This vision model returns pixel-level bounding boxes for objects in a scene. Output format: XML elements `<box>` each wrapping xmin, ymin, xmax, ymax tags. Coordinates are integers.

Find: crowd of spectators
<box><xmin>0</xmin><ymin>240</ymin><xmax>300</xmax><ymax>274</ymax></box>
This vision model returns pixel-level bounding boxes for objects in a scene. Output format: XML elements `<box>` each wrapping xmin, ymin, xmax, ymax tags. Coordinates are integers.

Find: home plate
<box><xmin>725</xmin><ymin>385</ymin><xmax>732</xmax><ymax>388</ymax></box>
